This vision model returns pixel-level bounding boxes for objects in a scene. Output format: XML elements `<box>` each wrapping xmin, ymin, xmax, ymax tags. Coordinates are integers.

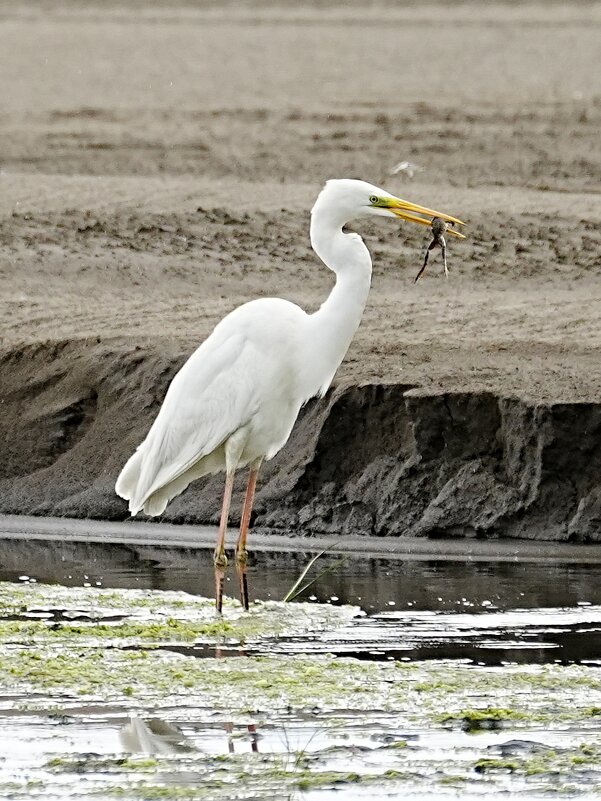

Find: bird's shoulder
<box><xmin>209</xmin><ymin>297</ymin><xmax>307</xmax><ymax>348</ymax></box>
<box><xmin>219</xmin><ymin>297</ymin><xmax>306</xmax><ymax>329</ymax></box>
<box><xmin>170</xmin><ymin>297</ymin><xmax>304</xmax><ymax>393</ymax></box>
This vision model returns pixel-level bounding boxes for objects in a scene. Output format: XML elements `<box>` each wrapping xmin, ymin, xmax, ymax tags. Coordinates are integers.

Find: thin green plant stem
<box><xmin>283</xmin><ymin>546</ymin><xmax>347</xmax><ymax>603</ymax></box>
<box><xmin>283</xmin><ymin>550</ymin><xmax>328</xmax><ymax>603</ymax></box>
<box><xmin>287</xmin><ymin>557</ymin><xmax>348</xmax><ymax>602</ymax></box>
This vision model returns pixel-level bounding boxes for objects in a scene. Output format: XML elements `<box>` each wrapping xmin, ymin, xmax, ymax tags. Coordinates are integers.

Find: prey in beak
<box><xmin>369</xmin><ymin>194</ymin><xmax>466</xmax><ymax>281</ymax></box>
<box><xmin>415</xmin><ymin>217</ymin><xmax>451</xmax><ymax>283</ymax></box>
<box><xmin>380</xmin><ymin>195</ymin><xmax>466</xmax><ymax>232</ymax></box>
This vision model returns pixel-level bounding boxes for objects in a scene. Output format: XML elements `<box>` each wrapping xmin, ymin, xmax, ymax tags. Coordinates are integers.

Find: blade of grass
<box><xmin>283</xmin><ymin>545</ymin><xmax>347</xmax><ymax>603</ymax></box>
<box><xmin>282</xmin><ymin>550</ymin><xmax>328</xmax><ymax>603</ymax></box>
<box><xmin>286</xmin><ymin>556</ymin><xmax>348</xmax><ymax>603</ymax></box>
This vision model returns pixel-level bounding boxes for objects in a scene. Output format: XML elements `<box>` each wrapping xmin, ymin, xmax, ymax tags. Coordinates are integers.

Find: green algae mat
<box><xmin>2</xmin><ymin>581</ymin><xmax>601</xmax><ymax>799</ymax></box>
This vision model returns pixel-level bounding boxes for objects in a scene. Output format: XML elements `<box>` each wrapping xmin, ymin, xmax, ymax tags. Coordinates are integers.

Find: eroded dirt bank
<box><xmin>1</xmin><ymin>1</ymin><xmax>601</xmax><ymax>540</ymax></box>
<box><xmin>2</xmin><ymin>338</ymin><xmax>601</xmax><ymax>541</ymax></box>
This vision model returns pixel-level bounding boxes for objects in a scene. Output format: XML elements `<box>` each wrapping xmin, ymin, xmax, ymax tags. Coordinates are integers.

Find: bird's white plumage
<box><xmin>117</xmin><ymin>297</ymin><xmax>310</xmax><ymax>515</ymax></box>
<box><xmin>390</xmin><ymin>160</ymin><xmax>422</xmax><ymax>178</ymax></box>
<box><xmin>116</xmin><ymin>178</ymin><xmax>457</xmax><ymax>518</ymax></box>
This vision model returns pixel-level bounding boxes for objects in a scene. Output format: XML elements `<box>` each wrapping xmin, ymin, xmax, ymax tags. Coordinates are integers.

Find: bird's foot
<box><xmin>441</xmin><ymin>239</ymin><xmax>449</xmax><ymax>278</ymax></box>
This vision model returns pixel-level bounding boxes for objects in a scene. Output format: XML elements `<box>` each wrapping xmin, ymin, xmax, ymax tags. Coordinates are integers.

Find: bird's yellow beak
<box><xmin>377</xmin><ymin>196</ymin><xmax>466</xmax><ymax>238</ymax></box>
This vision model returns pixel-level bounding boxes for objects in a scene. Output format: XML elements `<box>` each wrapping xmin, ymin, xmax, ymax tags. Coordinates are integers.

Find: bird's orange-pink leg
<box><xmin>235</xmin><ymin>465</ymin><xmax>260</xmax><ymax>611</ymax></box>
<box><xmin>214</xmin><ymin>470</ymin><xmax>235</xmax><ymax>615</ymax></box>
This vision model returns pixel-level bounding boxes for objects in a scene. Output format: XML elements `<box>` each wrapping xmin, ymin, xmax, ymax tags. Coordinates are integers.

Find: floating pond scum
<box><xmin>2</xmin><ymin>579</ymin><xmax>601</xmax><ymax>798</ymax></box>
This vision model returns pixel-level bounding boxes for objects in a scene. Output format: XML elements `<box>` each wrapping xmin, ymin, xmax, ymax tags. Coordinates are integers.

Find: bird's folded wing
<box><xmin>129</xmin><ymin>334</ymin><xmax>259</xmax><ymax>511</ymax></box>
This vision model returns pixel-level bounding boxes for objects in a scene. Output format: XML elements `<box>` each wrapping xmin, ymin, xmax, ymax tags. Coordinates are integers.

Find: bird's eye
<box><xmin>369</xmin><ymin>195</ymin><xmax>378</xmax><ymax>204</ymax></box>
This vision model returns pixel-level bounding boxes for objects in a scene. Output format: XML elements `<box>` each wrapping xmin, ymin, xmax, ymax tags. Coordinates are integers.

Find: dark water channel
<box><xmin>2</xmin><ymin>537</ymin><xmax>601</xmax><ymax>666</ymax></box>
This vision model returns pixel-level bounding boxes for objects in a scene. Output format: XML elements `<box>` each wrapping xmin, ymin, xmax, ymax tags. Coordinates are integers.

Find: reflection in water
<box><xmin>225</xmin><ymin>722</ymin><xmax>260</xmax><ymax>754</ymax></box>
<box><xmin>119</xmin><ymin>716</ymin><xmax>193</xmax><ymax>754</ymax></box>
<box><xmin>120</xmin><ymin>716</ymin><xmax>261</xmax><ymax>756</ymax></box>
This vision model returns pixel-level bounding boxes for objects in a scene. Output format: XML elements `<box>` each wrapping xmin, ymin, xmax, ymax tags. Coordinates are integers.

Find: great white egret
<box><xmin>116</xmin><ymin>179</ymin><xmax>465</xmax><ymax>612</ymax></box>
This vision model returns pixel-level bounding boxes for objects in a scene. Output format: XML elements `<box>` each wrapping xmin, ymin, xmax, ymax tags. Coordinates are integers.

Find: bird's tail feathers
<box><xmin>115</xmin><ymin>448</ymin><xmax>145</xmax><ymax>514</ymax></box>
<box><xmin>115</xmin><ymin>445</ymin><xmax>161</xmax><ymax>516</ymax></box>
<box><xmin>116</xmin><ymin>451</ymin><xmax>210</xmax><ymax>518</ymax></box>
<box><xmin>116</xmin><ymin>432</ymin><xmax>224</xmax><ymax>518</ymax></box>
<box><xmin>137</xmin><ymin>457</ymin><xmax>219</xmax><ymax>517</ymax></box>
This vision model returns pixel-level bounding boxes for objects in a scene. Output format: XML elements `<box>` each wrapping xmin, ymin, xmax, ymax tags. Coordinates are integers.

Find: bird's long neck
<box><xmin>303</xmin><ymin>213</ymin><xmax>372</xmax><ymax>397</ymax></box>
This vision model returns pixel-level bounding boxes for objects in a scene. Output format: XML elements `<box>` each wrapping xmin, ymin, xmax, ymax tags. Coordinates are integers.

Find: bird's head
<box><xmin>311</xmin><ymin>178</ymin><xmax>465</xmax><ymax>238</ymax></box>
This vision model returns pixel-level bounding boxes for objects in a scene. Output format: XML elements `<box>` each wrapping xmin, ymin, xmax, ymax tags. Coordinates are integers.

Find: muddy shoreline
<box><xmin>1</xmin><ymin>1</ymin><xmax>601</xmax><ymax>542</ymax></box>
<box><xmin>3</xmin><ymin>344</ymin><xmax>601</xmax><ymax>541</ymax></box>
<box><xmin>6</xmin><ymin>512</ymin><xmax>601</xmax><ymax>560</ymax></box>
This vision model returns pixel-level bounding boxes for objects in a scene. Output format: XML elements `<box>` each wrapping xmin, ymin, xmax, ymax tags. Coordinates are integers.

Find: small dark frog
<box><xmin>415</xmin><ymin>217</ymin><xmax>461</xmax><ymax>283</ymax></box>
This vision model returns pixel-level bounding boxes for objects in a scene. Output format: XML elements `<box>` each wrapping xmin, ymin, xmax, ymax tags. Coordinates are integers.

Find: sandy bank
<box><xmin>2</xmin><ymin>341</ymin><xmax>601</xmax><ymax>541</ymax></box>
<box><xmin>1</xmin><ymin>1</ymin><xmax>600</xmax><ymax>541</ymax></box>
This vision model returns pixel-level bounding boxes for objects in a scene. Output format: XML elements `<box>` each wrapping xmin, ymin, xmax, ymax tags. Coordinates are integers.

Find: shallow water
<box><xmin>2</xmin><ymin>537</ymin><xmax>601</xmax><ymax>664</ymax></box>
<box><xmin>3</xmin><ymin>534</ymin><xmax>601</xmax><ymax>798</ymax></box>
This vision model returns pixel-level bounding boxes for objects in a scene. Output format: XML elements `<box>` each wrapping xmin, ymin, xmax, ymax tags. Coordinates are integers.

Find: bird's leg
<box><xmin>414</xmin><ymin>240</ymin><xmax>435</xmax><ymax>283</ymax></box>
<box><xmin>440</xmin><ymin>235</ymin><xmax>448</xmax><ymax>278</ymax></box>
<box><xmin>415</xmin><ymin>218</ymin><xmax>450</xmax><ymax>283</ymax></box>
<box><xmin>235</xmin><ymin>462</ymin><xmax>261</xmax><ymax>611</ymax></box>
<box><xmin>214</xmin><ymin>470</ymin><xmax>235</xmax><ymax>615</ymax></box>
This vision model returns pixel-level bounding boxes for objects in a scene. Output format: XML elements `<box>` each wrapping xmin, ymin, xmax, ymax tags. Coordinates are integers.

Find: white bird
<box><xmin>390</xmin><ymin>160</ymin><xmax>423</xmax><ymax>179</ymax></box>
<box><xmin>115</xmin><ymin>179</ymin><xmax>465</xmax><ymax>612</ymax></box>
